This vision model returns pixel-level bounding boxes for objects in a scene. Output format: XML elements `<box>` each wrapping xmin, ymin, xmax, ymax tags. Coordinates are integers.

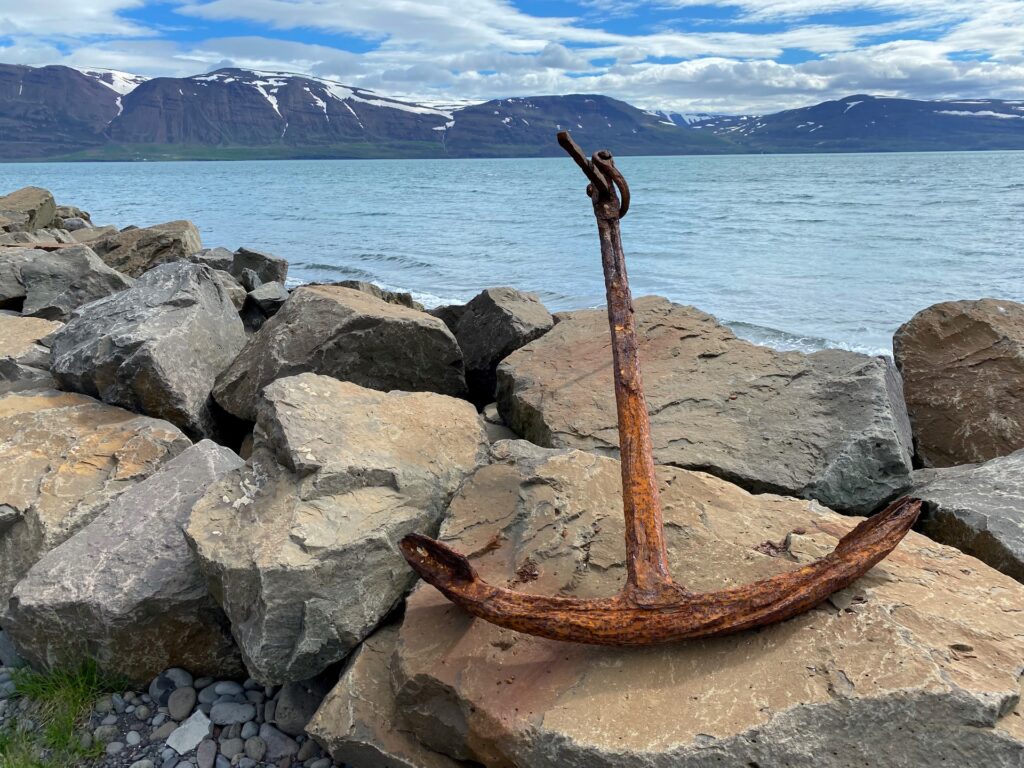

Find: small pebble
<box><xmin>106</xmin><ymin>740</ymin><xmax>125</xmax><ymax>755</ymax></box>
<box><xmin>243</xmin><ymin>736</ymin><xmax>266</xmax><ymax>761</ymax></box>
<box><xmin>161</xmin><ymin>757</ymin><xmax>180</xmax><ymax>768</ymax></box>
<box><xmin>153</xmin><ymin>712</ymin><xmax>167</xmax><ymax>727</ymax></box>
<box><xmin>197</xmin><ymin>738</ymin><xmax>217</xmax><ymax>768</ymax></box>
<box><xmin>308</xmin><ymin>760</ymin><xmax>331</xmax><ymax>768</ymax></box>
<box><xmin>194</xmin><ymin>677</ymin><xmax>214</xmax><ymax>690</ymax></box>
<box><xmin>151</xmin><ymin>720</ymin><xmax>178</xmax><ymax>741</ymax></box>
<box><xmin>135</xmin><ymin>704</ymin><xmax>152</xmax><ymax>720</ymax></box>
<box><xmin>220</xmin><ymin>736</ymin><xmax>244</xmax><ymax>758</ymax></box>
<box><xmin>213</xmin><ymin>681</ymin><xmax>244</xmax><ymax>696</ymax></box>
<box><xmin>210</xmin><ymin>701</ymin><xmax>256</xmax><ymax>726</ymax></box>
<box><xmin>197</xmin><ymin>686</ymin><xmax>220</xmax><ymax>705</ymax></box>
<box><xmin>240</xmin><ymin>721</ymin><xmax>258</xmax><ymax>740</ymax></box>
<box><xmin>237</xmin><ymin>760</ymin><xmax>256</xmax><ymax>768</ymax></box>
<box><xmin>162</xmin><ymin>747</ymin><xmax>177</xmax><ymax>761</ymax></box>
<box><xmin>102</xmin><ymin>713</ymin><xmax>118</xmax><ymax>725</ymax></box>
<box><xmin>168</xmin><ymin>687</ymin><xmax>198</xmax><ymax>720</ymax></box>
<box><xmin>296</xmin><ymin>738</ymin><xmax>319</xmax><ymax>761</ymax></box>
<box><xmin>127</xmin><ymin>729</ymin><xmax>142</xmax><ymax>746</ymax></box>
<box><xmin>130</xmin><ymin>761</ymin><xmax>156</xmax><ymax>768</ymax></box>
<box><xmin>165</xmin><ymin>668</ymin><xmax>194</xmax><ymax>689</ymax></box>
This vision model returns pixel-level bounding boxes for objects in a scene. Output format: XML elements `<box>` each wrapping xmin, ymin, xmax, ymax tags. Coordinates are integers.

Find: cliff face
<box><xmin>0</xmin><ymin>65</ymin><xmax>122</xmax><ymax>158</ymax></box>
<box><xmin>109</xmin><ymin>69</ymin><xmax>451</xmax><ymax>147</ymax></box>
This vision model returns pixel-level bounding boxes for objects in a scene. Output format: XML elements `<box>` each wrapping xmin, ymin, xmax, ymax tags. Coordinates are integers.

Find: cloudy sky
<box><xmin>2</xmin><ymin>0</ymin><xmax>1022</xmax><ymax>113</ymax></box>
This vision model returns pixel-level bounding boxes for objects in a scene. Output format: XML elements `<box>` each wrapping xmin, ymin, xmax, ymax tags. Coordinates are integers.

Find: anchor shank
<box><xmin>595</xmin><ymin>203</ymin><xmax>675</xmax><ymax>598</ymax></box>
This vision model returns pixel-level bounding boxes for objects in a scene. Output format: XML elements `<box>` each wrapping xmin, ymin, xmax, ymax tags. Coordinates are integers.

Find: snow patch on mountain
<box><xmin>76</xmin><ymin>68</ymin><xmax>148</xmax><ymax>96</ymax></box>
<box><xmin>936</xmin><ymin>109</ymin><xmax>1022</xmax><ymax>119</ymax></box>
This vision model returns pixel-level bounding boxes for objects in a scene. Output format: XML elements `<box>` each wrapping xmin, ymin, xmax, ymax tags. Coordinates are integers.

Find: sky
<box><xmin>1</xmin><ymin>0</ymin><xmax>1022</xmax><ymax>114</ymax></box>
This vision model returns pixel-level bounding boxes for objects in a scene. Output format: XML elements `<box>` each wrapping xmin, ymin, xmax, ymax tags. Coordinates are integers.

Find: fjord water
<box><xmin>5</xmin><ymin>150</ymin><xmax>1022</xmax><ymax>354</ymax></box>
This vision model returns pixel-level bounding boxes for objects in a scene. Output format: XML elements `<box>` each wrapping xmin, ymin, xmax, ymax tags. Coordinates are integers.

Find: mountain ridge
<box><xmin>1</xmin><ymin>63</ymin><xmax>1022</xmax><ymax>160</ymax></box>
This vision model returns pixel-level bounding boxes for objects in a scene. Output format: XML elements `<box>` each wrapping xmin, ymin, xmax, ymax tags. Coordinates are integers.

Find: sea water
<box><xmin>4</xmin><ymin>150</ymin><xmax>1022</xmax><ymax>355</ymax></box>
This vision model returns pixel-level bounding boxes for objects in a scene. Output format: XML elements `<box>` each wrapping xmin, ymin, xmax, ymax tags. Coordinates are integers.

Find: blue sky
<box><xmin>1</xmin><ymin>0</ymin><xmax>1022</xmax><ymax>112</ymax></box>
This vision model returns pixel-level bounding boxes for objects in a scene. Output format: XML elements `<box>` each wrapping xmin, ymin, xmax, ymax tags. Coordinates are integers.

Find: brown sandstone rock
<box><xmin>393</xmin><ymin>442</ymin><xmax>1024</xmax><ymax>767</ymax></box>
<box><xmin>0</xmin><ymin>187</ymin><xmax>56</xmax><ymax>231</ymax></box>
<box><xmin>0</xmin><ymin>389</ymin><xmax>190</xmax><ymax>606</ymax></box>
<box><xmin>91</xmin><ymin>220</ymin><xmax>202</xmax><ymax>277</ymax></box>
<box><xmin>497</xmin><ymin>296</ymin><xmax>913</xmax><ymax>514</ymax></box>
<box><xmin>308</xmin><ymin>624</ymin><xmax>466</xmax><ymax>768</ymax></box>
<box><xmin>0</xmin><ymin>314</ymin><xmax>61</xmax><ymax>392</ymax></box>
<box><xmin>894</xmin><ymin>298</ymin><xmax>1024</xmax><ymax>467</ymax></box>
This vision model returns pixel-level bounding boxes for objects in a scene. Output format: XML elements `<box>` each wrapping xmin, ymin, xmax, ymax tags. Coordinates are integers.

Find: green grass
<box><xmin>0</xmin><ymin>663</ymin><xmax>126</xmax><ymax>768</ymax></box>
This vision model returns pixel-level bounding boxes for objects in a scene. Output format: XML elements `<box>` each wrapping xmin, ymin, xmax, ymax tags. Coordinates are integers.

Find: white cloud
<box><xmin>3</xmin><ymin>0</ymin><xmax>1023</xmax><ymax>113</ymax></box>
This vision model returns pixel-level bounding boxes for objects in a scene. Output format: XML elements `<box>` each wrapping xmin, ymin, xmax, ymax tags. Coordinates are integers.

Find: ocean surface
<box><xmin>3</xmin><ymin>151</ymin><xmax>1022</xmax><ymax>355</ymax></box>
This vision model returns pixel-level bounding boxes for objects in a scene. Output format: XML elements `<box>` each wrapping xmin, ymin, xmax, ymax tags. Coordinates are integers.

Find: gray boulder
<box><xmin>0</xmin><ymin>245</ymin><xmax>133</xmax><ymax>320</ymax></box>
<box><xmin>213</xmin><ymin>285</ymin><xmax>467</xmax><ymax>422</ymax></box>
<box><xmin>393</xmin><ymin>441</ymin><xmax>1024</xmax><ymax>767</ymax></box>
<box><xmin>55</xmin><ymin>205</ymin><xmax>91</xmax><ymax>223</ymax></box>
<box><xmin>307</xmin><ymin>624</ymin><xmax>464</xmax><ymax>768</ymax></box>
<box><xmin>0</xmin><ymin>314</ymin><xmax>62</xmax><ymax>393</ymax></box>
<box><xmin>230</xmin><ymin>247</ymin><xmax>288</xmax><ymax>286</ymax></box>
<box><xmin>187</xmin><ymin>373</ymin><xmax>488</xmax><ymax>683</ymax></box>
<box><xmin>0</xmin><ymin>389</ymin><xmax>189</xmax><ymax>606</ymax></box>
<box><xmin>91</xmin><ymin>220</ymin><xmax>202</xmax><ymax>277</ymax></box>
<box><xmin>240</xmin><ymin>281</ymin><xmax>288</xmax><ymax>332</ymax></box>
<box><xmin>912</xmin><ymin>450</ymin><xmax>1024</xmax><ymax>583</ymax></box>
<box><xmin>50</xmin><ymin>262</ymin><xmax>246</xmax><ymax>440</ymax></box>
<box><xmin>2</xmin><ymin>441</ymin><xmax>245</xmax><ymax>683</ymax></box>
<box><xmin>189</xmin><ymin>247</ymin><xmax>235</xmax><ymax>272</ymax></box>
<box><xmin>497</xmin><ymin>296</ymin><xmax>913</xmax><ymax>514</ymax></box>
<box><xmin>0</xmin><ymin>187</ymin><xmax>56</xmax><ymax>231</ymax></box>
<box><xmin>448</xmin><ymin>287</ymin><xmax>553</xmax><ymax>406</ymax></box>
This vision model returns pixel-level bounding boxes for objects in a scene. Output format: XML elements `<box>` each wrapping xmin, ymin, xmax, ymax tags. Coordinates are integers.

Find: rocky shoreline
<box><xmin>0</xmin><ymin>185</ymin><xmax>1022</xmax><ymax>767</ymax></box>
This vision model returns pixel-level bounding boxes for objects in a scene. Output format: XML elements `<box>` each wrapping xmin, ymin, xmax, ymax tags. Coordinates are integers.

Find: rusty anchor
<box><xmin>399</xmin><ymin>132</ymin><xmax>921</xmax><ymax>646</ymax></box>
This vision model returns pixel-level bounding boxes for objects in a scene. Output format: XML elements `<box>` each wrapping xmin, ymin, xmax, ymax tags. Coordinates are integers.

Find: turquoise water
<box><xmin>3</xmin><ymin>151</ymin><xmax>1022</xmax><ymax>354</ymax></box>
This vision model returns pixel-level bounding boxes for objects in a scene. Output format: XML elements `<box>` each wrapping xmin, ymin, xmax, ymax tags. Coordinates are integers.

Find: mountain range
<box><xmin>1</xmin><ymin>63</ymin><xmax>1022</xmax><ymax>161</ymax></box>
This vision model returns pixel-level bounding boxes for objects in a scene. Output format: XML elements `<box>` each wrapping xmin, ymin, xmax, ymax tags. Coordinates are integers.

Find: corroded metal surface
<box><xmin>399</xmin><ymin>132</ymin><xmax>921</xmax><ymax>646</ymax></box>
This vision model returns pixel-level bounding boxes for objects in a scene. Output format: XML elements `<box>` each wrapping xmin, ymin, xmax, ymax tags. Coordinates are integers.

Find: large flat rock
<box><xmin>307</xmin><ymin>623</ymin><xmax>465</xmax><ymax>768</ymax></box>
<box><xmin>91</xmin><ymin>220</ymin><xmax>202</xmax><ymax>277</ymax></box>
<box><xmin>0</xmin><ymin>389</ymin><xmax>190</xmax><ymax>606</ymax></box>
<box><xmin>894</xmin><ymin>298</ymin><xmax>1024</xmax><ymax>467</ymax></box>
<box><xmin>213</xmin><ymin>285</ymin><xmax>468</xmax><ymax>422</ymax></box>
<box><xmin>497</xmin><ymin>296</ymin><xmax>913</xmax><ymax>514</ymax></box>
<box><xmin>187</xmin><ymin>373</ymin><xmax>488</xmax><ymax>683</ymax></box>
<box><xmin>912</xmin><ymin>449</ymin><xmax>1024</xmax><ymax>583</ymax></box>
<box><xmin>50</xmin><ymin>262</ymin><xmax>246</xmax><ymax>440</ymax></box>
<box><xmin>0</xmin><ymin>245</ymin><xmax>133</xmax><ymax>320</ymax></box>
<box><xmin>394</xmin><ymin>442</ymin><xmax>1024</xmax><ymax>767</ymax></box>
<box><xmin>3</xmin><ymin>441</ymin><xmax>244</xmax><ymax>683</ymax></box>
